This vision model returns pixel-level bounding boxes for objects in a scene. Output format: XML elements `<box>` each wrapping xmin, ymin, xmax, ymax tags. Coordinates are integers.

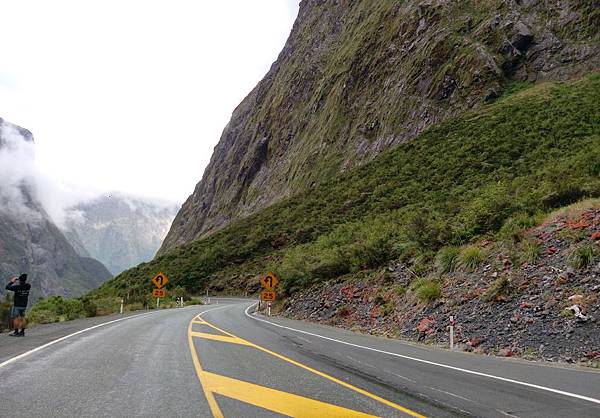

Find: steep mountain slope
<box><xmin>64</xmin><ymin>195</ymin><xmax>179</xmax><ymax>275</ymax></box>
<box><xmin>94</xmin><ymin>73</ymin><xmax>599</xmax><ymax>304</ymax></box>
<box><xmin>161</xmin><ymin>0</ymin><xmax>599</xmax><ymax>252</ymax></box>
<box><xmin>0</xmin><ymin>118</ymin><xmax>112</xmax><ymax>302</ymax></box>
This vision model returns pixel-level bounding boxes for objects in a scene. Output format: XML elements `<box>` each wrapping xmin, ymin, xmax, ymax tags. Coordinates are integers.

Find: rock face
<box><xmin>64</xmin><ymin>195</ymin><xmax>179</xmax><ymax>275</ymax></box>
<box><xmin>0</xmin><ymin>118</ymin><xmax>112</xmax><ymax>302</ymax></box>
<box><xmin>160</xmin><ymin>0</ymin><xmax>599</xmax><ymax>253</ymax></box>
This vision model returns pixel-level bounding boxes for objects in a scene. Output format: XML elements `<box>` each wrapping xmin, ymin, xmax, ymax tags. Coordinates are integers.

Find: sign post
<box><xmin>449</xmin><ymin>316</ymin><xmax>455</xmax><ymax>350</ymax></box>
<box><xmin>151</xmin><ymin>272</ymin><xmax>169</xmax><ymax>310</ymax></box>
<box><xmin>259</xmin><ymin>272</ymin><xmax>279</xmax><ymax>315</ymax></box>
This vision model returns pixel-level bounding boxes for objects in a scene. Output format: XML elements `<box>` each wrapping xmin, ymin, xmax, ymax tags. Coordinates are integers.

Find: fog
<box><xmin>0</xmin><ymin>120</ymin><xmax>171</xmax><ymax>228</ymax></box>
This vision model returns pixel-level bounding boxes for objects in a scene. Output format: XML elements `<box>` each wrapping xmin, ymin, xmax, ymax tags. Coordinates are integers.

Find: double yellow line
<box><xmin>187</xmin><ymin>308</ymin><xmax>425</xmax><ymax>418</ymax></box>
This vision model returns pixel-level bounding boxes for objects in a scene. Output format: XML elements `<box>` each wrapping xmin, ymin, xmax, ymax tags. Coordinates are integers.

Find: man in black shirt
<box><xmin>6</xmin><ymin>274</ymin><xmax>31</xmax><ymax>337</ymax></box>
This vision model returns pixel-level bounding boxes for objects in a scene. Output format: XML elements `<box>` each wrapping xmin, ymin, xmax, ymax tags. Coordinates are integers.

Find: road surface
<box><xmin>0</xmin><ymin>299</ymin><xmax>599</xmax><ymax>417</ymax></box>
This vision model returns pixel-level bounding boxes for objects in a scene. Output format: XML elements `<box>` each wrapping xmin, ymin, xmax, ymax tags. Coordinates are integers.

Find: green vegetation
<box><xmin>90</xmin><ymin>74</ymin><xmax>600</xmax><ymax>301</ymax></box>
<box><xmin>521</xmin><ymin>239</ymin><xmax>542</xmax><ymax>263</ymax></box>
<box><xmin>482</xmin><ymin>275</ymin><xmax>513</xmax><ymax>302</ymax></box>
<box><xmin>28</xmin><ymin>296</ymin><xmax>89</xmax><ymax>324</ymax></box>
<box><xmin>411</xmin><ymin>278</ymin><xmax>443</xmax><ymax>303</ymax></box>
<box><xmin>568</xmin><ymin>243</ymin><xmax>596</xmax><ymax>269</ymax></box>
<box><xmin>459</xmin><ymin>246</ymin><xmax>485</xmax><ymax>271</ymax></box>
<box><xmin>435</xmin><ymin>247</ymin><xmax>460</xmax><ymax>273</ymax></box>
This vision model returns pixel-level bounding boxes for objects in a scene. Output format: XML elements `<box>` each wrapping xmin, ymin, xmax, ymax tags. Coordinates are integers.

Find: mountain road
<box><xmin>0</xmin><ymin>298</ymin><xmax>599</xmax><ymax>417</ymax></box>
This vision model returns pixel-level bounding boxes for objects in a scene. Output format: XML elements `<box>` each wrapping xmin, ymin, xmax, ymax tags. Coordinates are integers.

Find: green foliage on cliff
<box><xmin>92</xmin><ymin>73</ymin><xmax>600</xmax><ymax>299</ymax></box>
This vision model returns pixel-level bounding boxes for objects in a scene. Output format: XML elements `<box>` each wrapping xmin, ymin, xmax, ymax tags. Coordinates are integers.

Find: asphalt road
<box><xmin>0</xmin><ymin>299</ymin><xmax>599</xmax><ymax>417</ymax></box>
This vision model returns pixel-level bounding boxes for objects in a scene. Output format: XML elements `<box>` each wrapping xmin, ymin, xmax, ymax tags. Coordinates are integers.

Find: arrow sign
<box><xmin>152</xmin><ymin>272</ymin><xmax>169</xmax><ymax>289</ymax></box>
<box><xmin>260</xmin><ymin>272</ymin><xmax>279</xmax><ymax>290</ymax></box>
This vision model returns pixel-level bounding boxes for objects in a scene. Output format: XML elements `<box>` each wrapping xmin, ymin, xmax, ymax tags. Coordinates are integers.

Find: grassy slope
<box><xmin>90</xmin><ymin>73</ymin><xmax>599</xmax><ymax>307</ymax></box>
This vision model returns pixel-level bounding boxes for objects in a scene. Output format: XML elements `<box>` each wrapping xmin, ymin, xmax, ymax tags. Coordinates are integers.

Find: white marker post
<box><xmin>120</xmin><ymin>298</ymin><xmax>124</xmax><ymax>315</ymax></box>
<box><xmin>449</xmin><ymin>315</ymin><xmax>455</xmax><ymax>350</ymax></box>
<box><xmin>267</xmin><ymin>302</ymin><xmax>271</xmax><ymax>317</ymax></box>
<box><xmin>156</xmin><ymin>297</ymin><xmax>160</xmax><ymax>309</ymax></box>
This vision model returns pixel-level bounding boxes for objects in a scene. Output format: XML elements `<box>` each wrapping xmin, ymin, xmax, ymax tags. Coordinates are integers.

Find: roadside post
<box><xmin>151</xmin><ymin>272</ymin><xmax>169</xmax><ymax>309</ymax></box>
<box><xmin>120</xmin><ymin>298</ymin><xmax>124</xmax><ymax>314</ymax></box>
<box><xmin>449</xmin><ymin>315</ymin><xmax>455</xmax><ymax>350</ymax></box>
<box><xmin>259</xmin><ymin>272</ymin><xmax>279</xmax><ymax>316</ymax></box>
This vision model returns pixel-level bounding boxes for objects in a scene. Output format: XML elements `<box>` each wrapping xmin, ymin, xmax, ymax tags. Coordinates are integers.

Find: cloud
<box><xmin>0</xmin><ymin>121</ymin><xmax>41</xmax><ymax>221</ymax></box>
<box><xmin>0</xmin><ymin>120</ymin><xmax>105</xmax><ymax>227</ymax></box>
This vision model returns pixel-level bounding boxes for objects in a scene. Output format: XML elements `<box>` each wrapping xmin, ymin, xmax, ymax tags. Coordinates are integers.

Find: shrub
<box><xmin>411</xmin><ymin>278</ymin><xmax>442</xmax><ymax>302</ymax></box>
<box><xmin>568</xmin><ymin>244</ymin><xmax>595</xmax><ymax>269</ymax></box>
<box><xmin>79</xmin><ymin>296</ymin><xmax>98</xmax><ymax>317</ymax></box>
<box><xmin>435</xmin><ymin>246</ymin><xmax>460</xmax><ymax>273</ymax></box>
<box><xmin>381</xmin><ymin>302</ymin><xmax>395</xmax><ymax>316</ymax></box>
<box><xmin>395</xmin><ymin>285</ymin><xmax>406</xmax><ymax>297</ymax></box>
<box><xmin>498</xmin><ymin>212</ymin><xmax>544</xmax><ymax>241</ymax></box>
<box><xmin>459</xmin><ymin>246</ymin><xmax>485</xmax><ymax>270</ymax></box>
<box><xmin>482</xmin><ymin>276</ymin><xmax>512</xmax><ymax>302</ymax></box>
<box><xmin>521</xmin><ymin>239</ymin><xmax>542</xmax><ymax>263</ymax></box>
<box><xmin>28</xmin><ymin>296</ymin><xmax>87</xmax><ymax>324</ymax></box>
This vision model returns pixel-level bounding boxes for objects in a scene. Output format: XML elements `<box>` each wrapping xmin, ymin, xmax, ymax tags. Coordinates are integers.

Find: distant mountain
<box><xmin>0</xmin><ymin>118</ymin><xmax>112</xmax><ymax>302</ymax></box>
<box><xmin>64</xmin><ymin>194</ymin><xmax>179</xmax><ymax>275</ymax></box>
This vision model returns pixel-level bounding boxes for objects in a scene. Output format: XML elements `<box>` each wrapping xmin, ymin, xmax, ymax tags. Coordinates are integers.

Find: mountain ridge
<box><xmin>160</xmin><ymin>0</ymin><xmax>599</xmax><ymax>253</ymax></box>
<box><xmin>0</xmin><ymin>118</ymin><xmax>112</xmax><ymax>302</ymax></box>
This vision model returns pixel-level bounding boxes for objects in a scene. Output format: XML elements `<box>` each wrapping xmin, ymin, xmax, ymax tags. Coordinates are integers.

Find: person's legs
<box><xmin>9</xmin><ymin>307</ymin><xmax>26</xmax><ymax>336</ymax></box>
<box><xmin>9</xmin><ymin>306</ymin><xmax>20</xmax><ymax>336</ymax></box>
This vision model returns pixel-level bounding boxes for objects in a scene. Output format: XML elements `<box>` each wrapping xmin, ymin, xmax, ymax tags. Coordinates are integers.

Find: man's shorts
<box><xmin>10</xmin><ymin>306</ymin><xmax>26</xmax><ymax>318</ymax></box>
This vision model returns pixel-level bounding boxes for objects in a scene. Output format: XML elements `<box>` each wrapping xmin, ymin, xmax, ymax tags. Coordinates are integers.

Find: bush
<box><xmin>568</xmin><ymin>244</ymin><xmax>595</xmax><ymax>269</ymax></box>
<box><xmin>459</xmin><ymin>246</ymin><xmax>485</xmax><ymax>270</ymax></box>
<box><xmin>28</xmin><ymin>296</ymin><xmax>87</xmax><ymax>324</ymax></box>
<box><xmin>411</xmin><ymin>278</ymin><xmax>442</xmax><ymax>302</ymax></box>
<box><xmin>395</xmin><ymin>285</ymin><xmax>407</xmax><ymax>297</ymax></box>
<box><xmin>498</xmin><ymin>212</ymin><xmax>544</xmax><ymax>241</ymax></box>
<box><xmin>184</xmin><ymin>299</ymin><xmax>203</xmax><ymax>306</ymax></box>
<box><xmin>435</xmin><ymin>246</ymin><xmax>460</xmax><ymax>273</ymax></box>
<box><xmin>482</xmin><ymin>276</ymin><xmax>512</xmax><ymax>302</ymax></box>
<box><xmin>521</xmin><ymin>239</ymin><xmax>542</xmax><ymax>263</ymax></box>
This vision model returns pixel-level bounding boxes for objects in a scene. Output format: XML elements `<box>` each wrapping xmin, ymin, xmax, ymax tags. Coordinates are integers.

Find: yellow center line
<box><xmin>189</xmin><ymin>310</ymin><xmax>426</xmax><ymax>418</ymax></box>
<box><xmin>190</xmin><ymin>331</ymin><xmax>254</xmax><ymax>346</ymax></box>
<box><xmin>187</xmin><ymin>319</ymin><xmax>224</xmax><ymax>418</ymax></box>
<box><xmin>200</xmin><ymin>370</ymin><xmax>378</xmax><ymax>418</ymax></box>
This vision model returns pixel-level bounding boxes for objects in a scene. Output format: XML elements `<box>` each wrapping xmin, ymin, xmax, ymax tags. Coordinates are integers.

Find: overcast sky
<box><xmin>0</xmin><ymin>1</ymin><xmax>299</xmax><ymax>203</ymax></box>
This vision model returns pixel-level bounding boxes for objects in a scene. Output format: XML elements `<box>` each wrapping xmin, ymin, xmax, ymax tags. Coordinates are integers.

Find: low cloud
<box><xmin>0</xmin><ymin>119</ymin><xmax>181</xmax><ymax>230</ymax></box>
<box><xmin>0</xmin><ymin>120</ymin><xmax>104</xmax><ymax>227</ymax></box>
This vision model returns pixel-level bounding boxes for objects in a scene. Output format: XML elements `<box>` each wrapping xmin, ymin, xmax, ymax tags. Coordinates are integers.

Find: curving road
<box><xmin>0</xmin><ymin>299</ymin><xmax>599</xmax><ymax>417</ymax></box>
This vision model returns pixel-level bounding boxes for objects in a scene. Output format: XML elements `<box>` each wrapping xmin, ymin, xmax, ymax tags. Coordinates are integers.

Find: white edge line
<box><xmin>0</xmin><ymin>306</ymin><xmax>206</xmax><ymax>370</ymax></box>
<box><xmin>244</xmin><ymin>303</ymin><xmax>600</xmax><ymax>406</ymax></box>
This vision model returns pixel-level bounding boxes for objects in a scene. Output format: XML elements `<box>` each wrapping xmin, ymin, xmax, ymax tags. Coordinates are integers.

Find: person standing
<box><xmin>6</xmin><ymin>274</ymin><xmax>31</xmax><ymax>337</ymax></box>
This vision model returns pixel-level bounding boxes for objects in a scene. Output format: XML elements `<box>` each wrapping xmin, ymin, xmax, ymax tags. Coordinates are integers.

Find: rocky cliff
<box><xmin>161</xmin><ymin>0</ymin><xmax>599</xmax><ymax>253</ymax></box>
<box><xmin>0</xmin><ymin>118</ymin><xmax>112</xmax><ymax>302</ymax></box>
<box><xmin>64</xmin><ymin>194</ymin><xmax>179</xmax><ymax>275</ymax></box>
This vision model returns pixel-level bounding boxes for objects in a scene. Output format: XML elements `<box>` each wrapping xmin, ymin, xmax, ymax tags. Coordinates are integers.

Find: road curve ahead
<box><xmin>0</xmin><ymin>299</ymin><xmax>599</xmax><ymax>417</ymax></box>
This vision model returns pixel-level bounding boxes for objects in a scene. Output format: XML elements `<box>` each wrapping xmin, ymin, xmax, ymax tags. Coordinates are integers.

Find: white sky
<box><xmin>0</xmin><ymin>1</ymin><xmax>299</xmax><ymax>203</ymax></box>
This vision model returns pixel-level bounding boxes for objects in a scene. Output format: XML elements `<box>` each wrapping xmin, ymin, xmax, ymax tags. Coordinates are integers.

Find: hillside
<box><xmin>93</xmin><ymin>73</ymin><xmax>599</xmax><ymax>309</ymax></box>
<box><xmin>161</xmin><ymin>0</ymin><xmax>599</xmax><ymax>252</ymax></box>
<box><xmin>64</xmin><ymin>194</ymin><xmax>179</xmax><ymax>275</ymax></box>
<box><xmin>0</xmin><ymin>118</ymin><xmax>112</xmax><ymax>302</ymax></box>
